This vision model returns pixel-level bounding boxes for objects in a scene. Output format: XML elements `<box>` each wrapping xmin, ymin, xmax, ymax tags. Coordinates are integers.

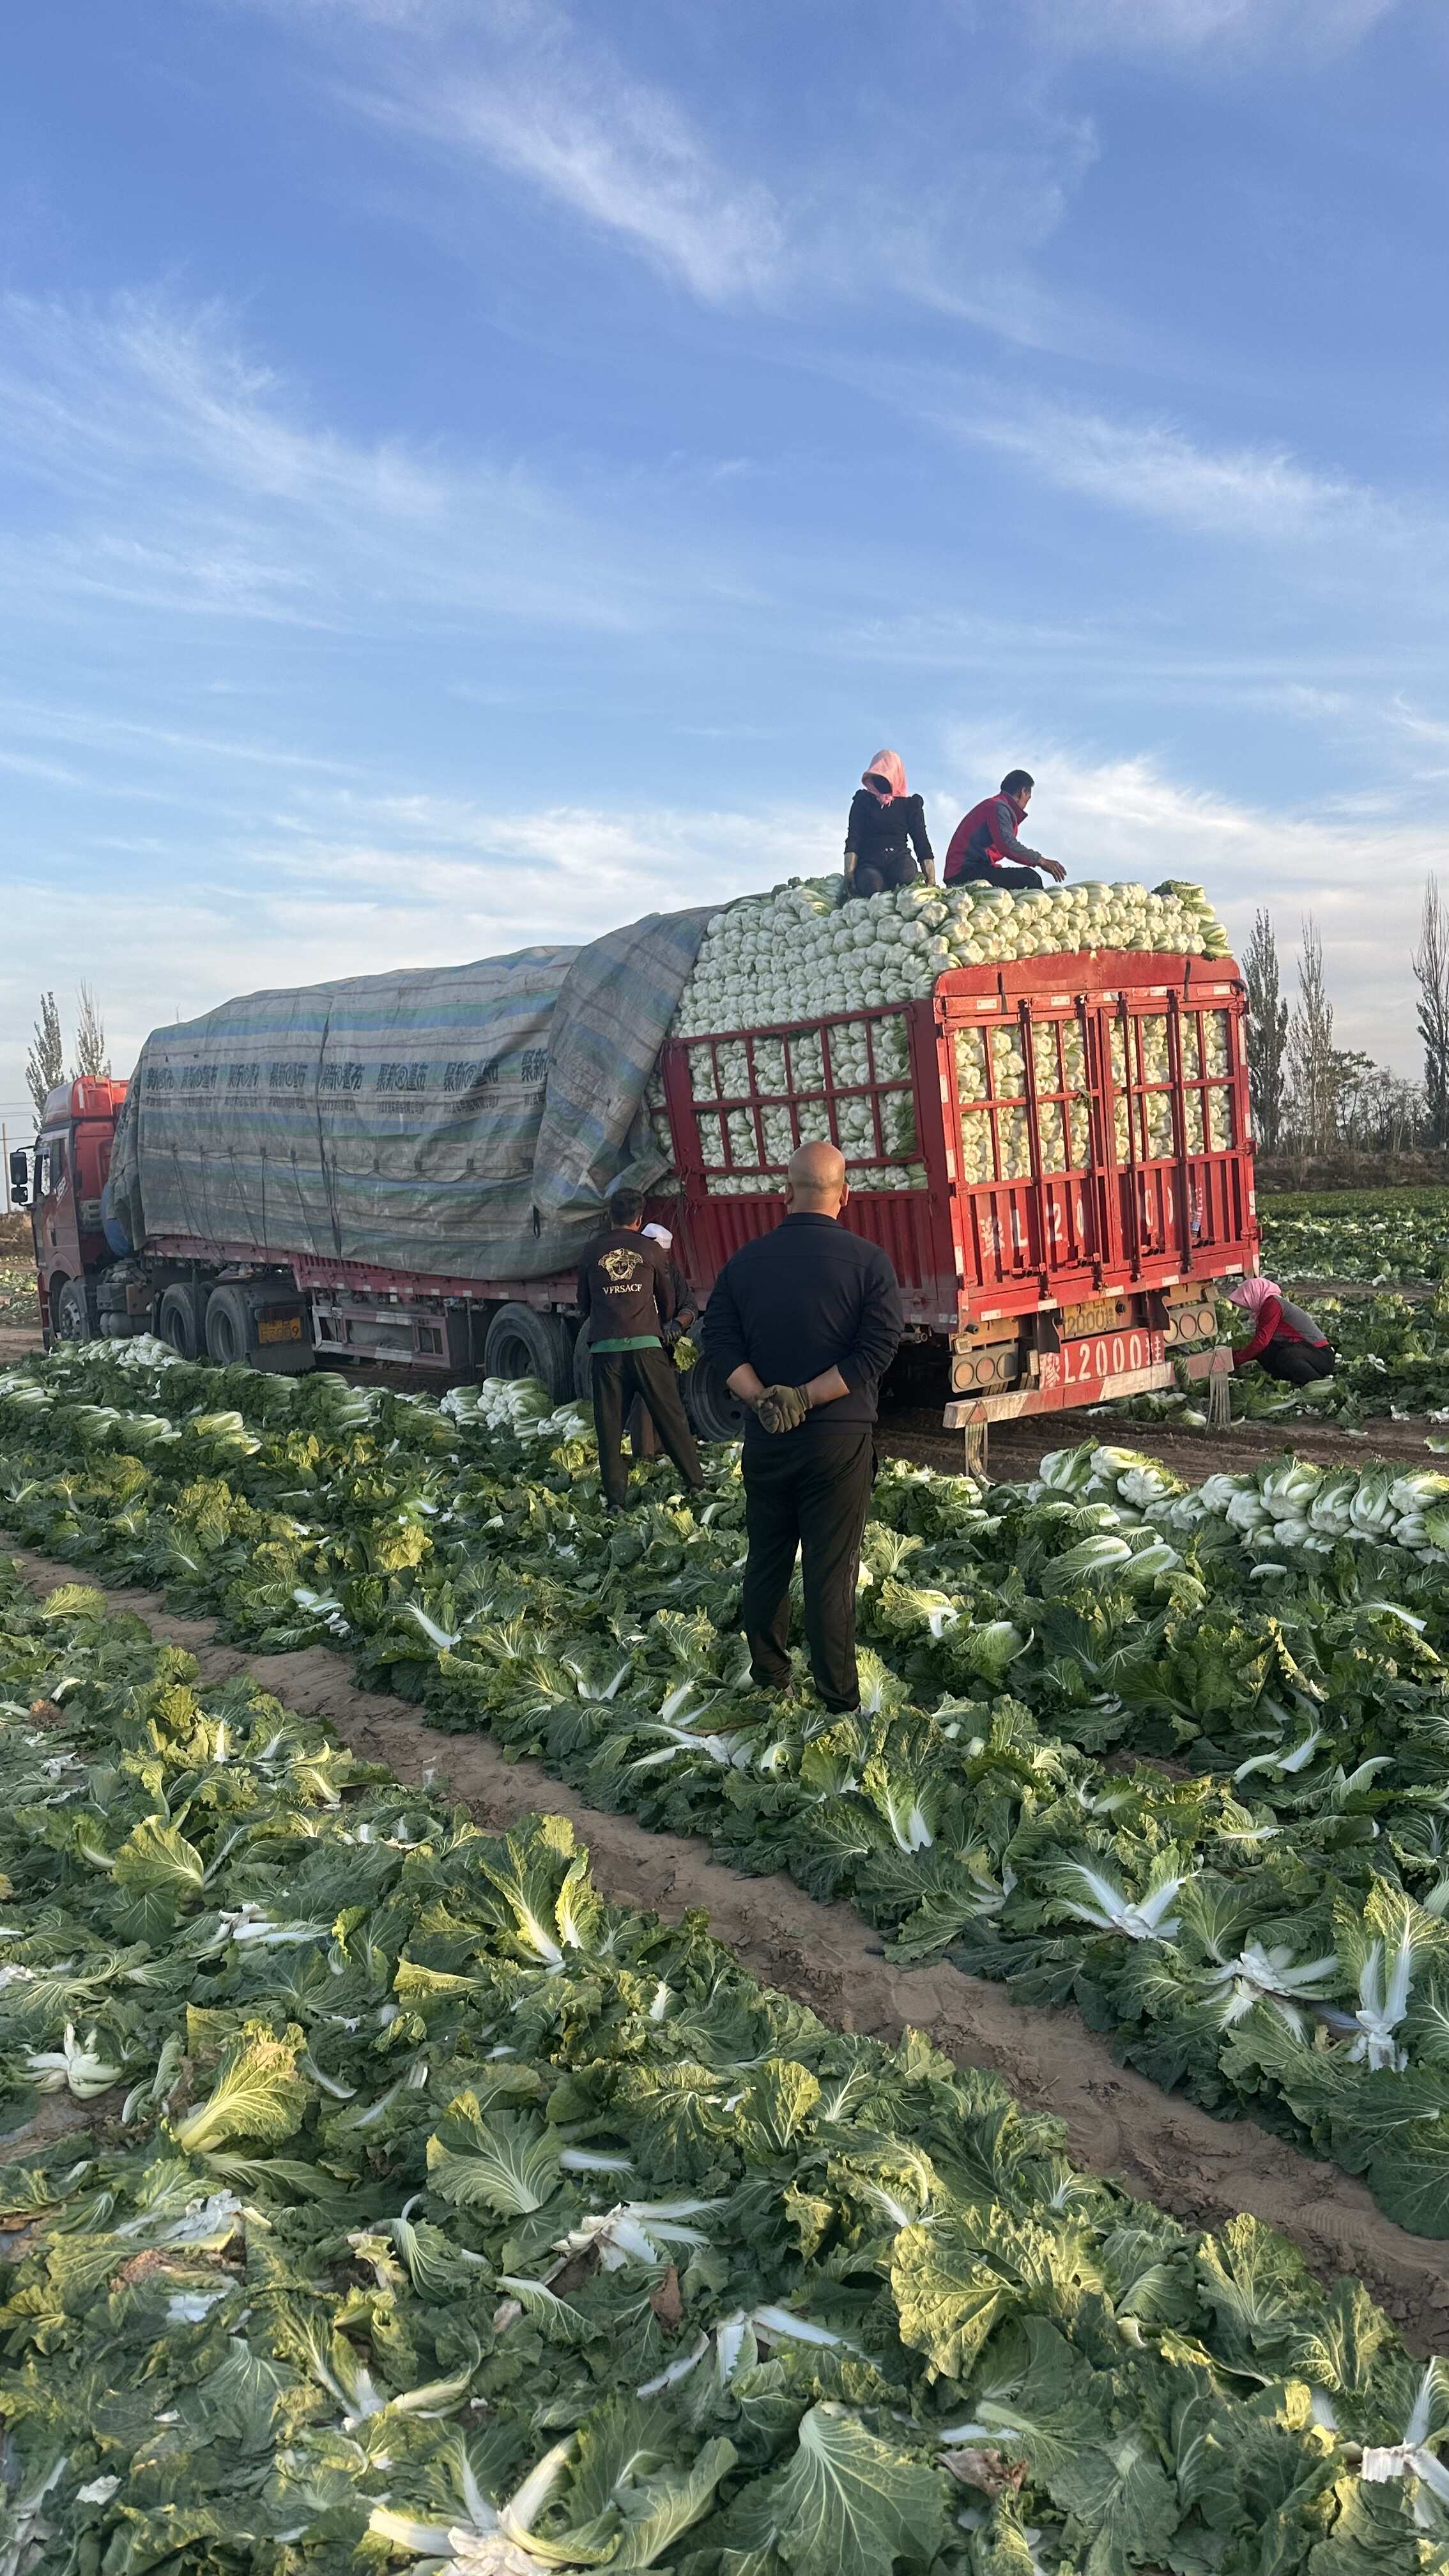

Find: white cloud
<box><xmin>0</xmin><ymin>791</ymin><xmax>834</xmax><ymax>1114</ymax></box>
<box><xmin>941</xmin><ymin>727</ymin><xmax>1444</xmax><ymax>1073</ymax></box>
<box><xmin>3</xmin><ymin>743</ymin><xmax>1441</xmax><ymax>1124</ymax></box>
<box><xmin>0</xmin><ymin>288</ymin><xmax>694</xmax><ymax>634</ymax></box>
<box><xmin>330</xmin><ymin>0</ymin><xmax>786</xmax><ymax>305</ymax></box>
<box><xmin>1031</xmin><ymin>0</ymin><xmax>1400</xmax><ymax>57</ymax></box>
<box><xmin>956</xmin><ymin>399</ymin><xmax>1385</xmax><ymax>542</ymax></box>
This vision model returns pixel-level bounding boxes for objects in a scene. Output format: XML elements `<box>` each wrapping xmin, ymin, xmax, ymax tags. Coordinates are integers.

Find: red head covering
<box><xmin>861</xmin><ymin>750</ymin><xmax>907</xmax><ymax>804</ymax></box>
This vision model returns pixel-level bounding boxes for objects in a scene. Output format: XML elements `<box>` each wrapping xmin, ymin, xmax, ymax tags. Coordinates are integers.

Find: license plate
<box><xmin>1039</xmin><ymin>1327</ymin><xmax>1165</xmax><ymax>1395</ymax></box>
<box><xmin>257</xmin><ymin>1314</ymin><xmax>303</xmax><ymax>1345</ymax></box>
<box><xmin>1059</xmin><ymin>1296</ymin><xmax>1122</xmax><ymax>1339</ymax></box>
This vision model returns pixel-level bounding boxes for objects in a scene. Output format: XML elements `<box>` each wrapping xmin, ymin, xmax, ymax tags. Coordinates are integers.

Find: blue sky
<box><xmin>1</xmin><ymin>0</ymin><xmax>1445</xmax><ymax>1123</ymax></box>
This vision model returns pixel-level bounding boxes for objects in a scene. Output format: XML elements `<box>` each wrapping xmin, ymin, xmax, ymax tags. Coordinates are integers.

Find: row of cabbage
<box><xmin>3</xmin><ymin>1348</ymin><xmax>1449</xmax><ymax>2234</ymax></box>
<box><xmin>4</xmin><ymin>1574</ymin><xmax>1448</xmax><ymax>2576</ymax></box>
<box><xmin>1259</xmin><ymin>1192</ymin><xmax>1449</xmax><ymax>1289</ymax></box>
<box><xmin>672</xmin><ymin>875</ymin><xmax>1229</xmax><ymax>1039</ymax></box>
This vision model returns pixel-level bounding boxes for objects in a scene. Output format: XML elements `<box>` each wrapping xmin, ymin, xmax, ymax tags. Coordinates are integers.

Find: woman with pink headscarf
<box><xmin>1227</xmin><ymin>1276</ymin><xmax>1335</xmax><ymax>1386</ymax></box>
<box><xmin>843</xmin><ymin>751</ymin><xmax>937</xmax><ymax>901</ymax></box>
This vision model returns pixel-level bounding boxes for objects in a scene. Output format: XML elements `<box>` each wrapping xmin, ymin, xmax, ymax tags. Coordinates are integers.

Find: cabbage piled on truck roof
<box><xmin>670</xmin><ymin>873</ymin><xmax>1229</xmax><ymax>1039</ymax></box>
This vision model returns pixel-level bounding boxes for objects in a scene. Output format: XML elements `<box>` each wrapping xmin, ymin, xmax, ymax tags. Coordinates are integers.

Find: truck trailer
<box><xmin>9</xmin><ymin>897</ymin><xmax>1255</xmax><ymax>1453</ymax></box>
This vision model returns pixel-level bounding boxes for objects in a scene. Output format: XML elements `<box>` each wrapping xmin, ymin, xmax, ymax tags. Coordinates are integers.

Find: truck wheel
<box><xmin>157</xmin><ymin>1283</ymin><xmax>207</xmax><ymax>1361</ymax></box>
<box><xmin>204</xmin><ymin>1285</ymin><xmax>250</xmax><ymax>1367</ymax></box>
<box><xmin>684</xmin><ymin>1357</ymin><xmax>749</xmax><ymax>1443</ymax></box>
<box><xmin>482</xmin><ymin>1304</ymin><xmax>575</xmax><ymax>1404</ymax></box>
<box><xmin>52</xmin><ymin>1278</ymin><xmax>96</xmax><ymax>1344</ymax></box>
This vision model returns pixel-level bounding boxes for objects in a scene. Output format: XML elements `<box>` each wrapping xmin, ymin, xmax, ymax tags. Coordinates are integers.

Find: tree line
<box><xmin>1243</xmin><ymin>882</ymin><xmax>1449</xmax><ymax>1161</ymax></box>
<box><xmin>24</xmin><ymin>987</ymin><xmax>110</xmax><ymax>1123</ymax></box>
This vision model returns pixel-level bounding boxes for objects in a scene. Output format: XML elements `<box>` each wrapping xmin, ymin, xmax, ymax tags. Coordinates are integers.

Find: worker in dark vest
<box><xmin>700</xmin><ymin>1140</ymin><xmax>904</xmax><ymax>1712</ymax></box>
<box><xmin>1227</xmin><ymin>1276</ymin><xmax>1336</xmax><ymax>1387</ymax></box>
<box><xmin>626</xmin><ymin>1222</ymin><xmax>698</xmax><ymax>1462</ymax></box>
<box><xmin>944</xmin><ymin>769</ymin><xmax>1066</xmax><ymax>890</ymax></box>
<box><xmin>843</xmin><ymin>750</ymin><xmax>937</xmax><ymax>901</ymax></box>
<box><xmin>578</xmin><ymin>1190</ymin><xmax>707</xmax><ymax>1510</ymax></box>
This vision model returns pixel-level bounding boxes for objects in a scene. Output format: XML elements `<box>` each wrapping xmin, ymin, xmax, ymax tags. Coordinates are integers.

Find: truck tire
<box><xmin>684</xmin><ymin>1356</ymin><xmax>749</xmax><ymax>1443</ymax></box>
<box><xmin>158</xmin><ymin>1283</ymin><xmax>208</xmax><ymax>1361</ymax></box>
<box><xmin>52</xmin><ymin>1278</ymin><xmax>96</xmax><ymax>1344</ymax></box>
<box><xmin>482</xmin><ymin>1304</ymin><xmax>575</xmax><ymax>1404</ymax></box>
<box><xmin>201</xmin><ymin>1282</ymin><xmax>314</xmax><ymax>1374</ymax></box>
<box><xmin>204</xmin><ymin>1285</ymin><xmax>251</xmax><ymax>1367</ymax></box>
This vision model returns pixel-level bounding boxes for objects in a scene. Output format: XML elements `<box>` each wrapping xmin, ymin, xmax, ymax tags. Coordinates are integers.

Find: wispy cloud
<box><xmin>238</xmin><ymin>0</ymin><xmax>1108</xmax><ymax>344</ymax></box>
<box><xmin>955</xmin><ymin>398</ymin><xmax>1388</xmax><ymax>542</ymax></box>
<box><xmin>0</xmin><ymin>288</ymin><xmax>699</xmax><ymax>632</ymax></box>
<box><xmin>1030</xmin><ymin>0</ymin><xmax>1400</xmax><ymax>59</ymax></box>
<box><xmin>328</xmin><ymin>0</ymin><xmax>787</xmax><ymax>305</ymax></box>
<box><xmin>0</xmin><ymin>788</ymin><xmax>832</xmax><ymax>1111</ymax></box>
<box><xmin>942</xmin><ymin>724</ymin><xmax>1440</xmax><ymax>1068</ymax></box>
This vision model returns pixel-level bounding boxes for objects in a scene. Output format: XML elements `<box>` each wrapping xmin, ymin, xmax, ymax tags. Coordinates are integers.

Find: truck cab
<box><xmin>9</xmin><ymin>1078</ymin><xmax>128</xmax><ymax>1344</ymax></box>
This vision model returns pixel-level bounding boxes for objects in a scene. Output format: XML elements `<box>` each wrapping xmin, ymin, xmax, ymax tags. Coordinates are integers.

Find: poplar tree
<box><xmin>1242</xmin><ymin>908</ymin><xmax>1288</xmax><ymax>1153</ymax></box>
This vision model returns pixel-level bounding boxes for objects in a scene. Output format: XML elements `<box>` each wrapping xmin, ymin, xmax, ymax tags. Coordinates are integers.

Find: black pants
<box><xmin>591</xmin><ymin>1347</ymin><xmax>704</xmax><ymax>1506</ymax></box>
<box><xmin>849</xmin><ymin>850</ymin><xmax>923</xmax><ymax>900</ymax></box>
<box><xmin>1259</xmin><ymin>1337</ymin><xmax>1335</xmax><ymax>1386</ymax></box>
<box><xmin>740</xmin><ymin>1429</ymin><xmax>874</xmax><ymax>1712</ymax></box>
<box><xmin>946</xmin><ymin>859</ymin><xmax>1042</xmax><ymax>891</ymax></box>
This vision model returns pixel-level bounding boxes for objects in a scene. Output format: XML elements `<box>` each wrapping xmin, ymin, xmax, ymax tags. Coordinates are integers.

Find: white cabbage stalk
<box><xmin>368</xmin><ymin>2436</ymin><xmax>573</xmax><ymax>2571</ymax></box>
<box><xmin>26</xmin><ymin>2021</ymin><xmax>125</xmax><ymax>2097</ymax></box>
<box><xmin>1053</xmin><ymin>1864</ymin><xmax>1192</xmax><ymax>1942</ymax></box>
<box><xmin>546</xmin><ymin>2195</ymin><xmax>722</xmax><ymax>2271</ymax></box>
<box><xmin>1232</xmin><ymin>1729</ymin><xmax>1324</xmax><ymax>1782</ymax></box>
<box><xmin>1349</xmin><ymin>1929</ymin><xmax>1416</xmax><ymax>2072</ymax></box>
<box><xmin>1359</xmin><ymin>2366</ymin><xmax>1449</xmax><ymax>2504</ymax></box>
<box><xmin>1206</xmin><ymin>1942</ymin><xmax>1341</xmax><ymax>2034</ymax></box>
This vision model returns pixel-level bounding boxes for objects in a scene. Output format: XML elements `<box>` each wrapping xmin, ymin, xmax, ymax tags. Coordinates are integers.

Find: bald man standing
<box><xmin>700</xmin><ymin>1142</ymin><xmax>904</xmax><ymax>1713</ymax></box>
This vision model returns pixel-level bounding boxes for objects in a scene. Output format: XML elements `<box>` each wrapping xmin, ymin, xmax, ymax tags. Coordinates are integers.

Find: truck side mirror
<box><xmin>8</xmin><ymin>1148</ymin><xmax>30</xmax><ymax>1208</ymax></box>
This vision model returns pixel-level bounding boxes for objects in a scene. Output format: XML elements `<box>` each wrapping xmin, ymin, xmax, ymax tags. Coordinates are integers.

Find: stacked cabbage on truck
<box><xmin>13</xmin><ymin>871</ymin><xmax>1255</xmax><ymax>1436</ymax></box>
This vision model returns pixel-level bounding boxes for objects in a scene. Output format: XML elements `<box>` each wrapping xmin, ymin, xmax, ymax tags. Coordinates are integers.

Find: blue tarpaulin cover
<box><xmin>109</xmin><ymin>903</ymin><xmax>715</xmax><ymax>1282</ymax></box>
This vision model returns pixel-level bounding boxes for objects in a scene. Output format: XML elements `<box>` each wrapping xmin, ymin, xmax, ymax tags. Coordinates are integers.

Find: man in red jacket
<box><xmin>944</xmin><ymin>770</ymin><xmax>1066</xmax><ymax>890</ymax></box>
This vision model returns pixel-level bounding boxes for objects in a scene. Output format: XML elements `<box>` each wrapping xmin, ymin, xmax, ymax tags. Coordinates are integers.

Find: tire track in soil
<box><xmin>10</xmin><ymin>1547</ymin><xmax>1448</xmax><ymax>2354</ymax></box>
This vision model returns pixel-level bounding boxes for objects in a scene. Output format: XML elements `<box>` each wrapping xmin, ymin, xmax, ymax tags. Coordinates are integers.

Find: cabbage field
<box><xmin>1259</xmin><ymin>1192</ymin><xmax>1449</xmax><ymax>1290</ymax></box>
<box><xmin>5</xmin><ymin>1572</ymin><xmax>1449</xmax><ymax>2575</ymax></box>
<box><xmin>6</xmin><ymin>1347</ymin><xmax>1449</xmax><ymax>2250</ymax></box>
<box><xmin>0</xmin><ymin>1259</ymin><xmax>36</xmax><ymax>1326</ymax></box>
<box><xmin>1115</xmin><ymin>1287</ymin><xmax>1449</xmax><ymax>1430</ymax></box>
<box><xmin>1179</xmin><ymin>1186</ymin><xmax>1449</xmax><ymax>1427</ymax></box>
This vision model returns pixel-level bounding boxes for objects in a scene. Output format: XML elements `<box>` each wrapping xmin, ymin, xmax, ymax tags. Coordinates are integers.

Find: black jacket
<box><xmin>578</xmin><ymin>1227</ymin><xmax>677</xmax><ymax>1346</ymax></box>
<box><xmin>844</xmin><ymin>790</ymin><xmax>935</xmax><ymax>881</ymax></box>
<box><xmin>700</xmin><ymin>1213</ymin><xmax>904</xmax><ymax>1443</ymax></box>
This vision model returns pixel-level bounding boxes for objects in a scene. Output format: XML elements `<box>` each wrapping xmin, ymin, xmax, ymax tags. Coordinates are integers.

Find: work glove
<box><xmin>753</xmin><ymin>1383</ymin><xmax>810</xmax><ymax>1436</ymax></box>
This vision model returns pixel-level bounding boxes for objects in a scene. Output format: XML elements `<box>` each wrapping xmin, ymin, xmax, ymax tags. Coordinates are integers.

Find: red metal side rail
<box><xmin>657</xmin><ymin>1000</ymin><xmax>960</xmax><ymax>1328</ymax></box>
<box><xmin>930</xmin><ymin>950</ymin><xmax>1256</xmax><ymax>1322</ymax></box>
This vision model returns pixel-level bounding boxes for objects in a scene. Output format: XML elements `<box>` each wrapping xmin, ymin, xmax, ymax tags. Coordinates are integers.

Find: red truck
<box><xmin>10</xmin><ymin>945</ymin><xmax>1254</xmax><ymax>1453</ymax></box>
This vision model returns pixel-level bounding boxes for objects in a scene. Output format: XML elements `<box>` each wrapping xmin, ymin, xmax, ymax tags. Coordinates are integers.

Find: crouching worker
<box><xmin>578</xmin><ymin>1189</ymin><xmax>706</xmax><ymax>1510</ymax></box>
<box><xmin>700</xmin><ymin>1141</ymin><xmax>904</xmax><ymax>1713</ymax></box>
<box><xmin>843</xmin><ymin>751</ymin><xmax>937</xmax><ymax>900</ymax></box>
<box><xmin>1227</xmin><ymin>1276</ymin><xmax>1336</xmax><ymax>1386</ymax></box>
